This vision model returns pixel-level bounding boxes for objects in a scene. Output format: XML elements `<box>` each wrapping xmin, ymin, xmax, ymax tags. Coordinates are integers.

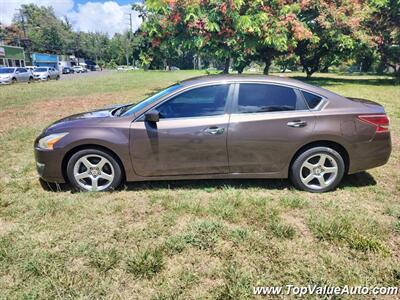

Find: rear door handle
<box><xmin>204</xmin><ymin>126</ymin><xmax>225</xmax><ymax>135</ymax></box>
<box><xmin>287</xmin><ymin>120</ymin><xmax>307</xmax><ymax>128</ymax></box>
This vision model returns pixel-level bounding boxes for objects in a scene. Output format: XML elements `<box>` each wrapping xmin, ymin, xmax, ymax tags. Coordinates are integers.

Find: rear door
<box><xmin>130</xmin><ymin>84</ymin><xmax>233</xmax><ymax>176</ymax></box>
<box><xmin>17</xmin><ymin>68</ymin><xmax>29</xmax><ymax>81</ymax></box>
<box><xmin>228</xmin><ymin>83</ymin><xmax>316</xmax><ymax>173</ymax></box>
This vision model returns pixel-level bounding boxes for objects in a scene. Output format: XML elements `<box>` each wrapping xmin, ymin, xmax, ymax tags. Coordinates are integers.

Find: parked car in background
<box><xmin>0</xmin><ymin>67</ymin><xmax>33</xmax><ymax>84</ymax></box>
<box><xmin>25</xmin><ymin>66</ymin><xmax>36</xmax><ymax>73</ymax></box>
<box><xmin>62</xmin><ymin>67</ymin><xmax>74</xmax><ymax>74</ymax></box>
<box><xmin>116</xmin><ymin>65</ymin><xmax>128</xmax><ymax>71</ymax></box>
<box><xmin>72</xmin><ymin>66</ymin><xmax>87</xmax><ymax>73</ymax></box>
<box><xmin>86</xmin><ymin>64</ymin><xmax>98</xmax><ymax>71</ymax></box>
<box><xmin>33</xmin><ymin>67</ymin><xmax>60</xmax><ymax>81</ymax></box>
<box><xmin>34</xmin><ymin>75</ymin><xmax>391</xmax><ymax>193</ymax></box>
<box><xmin>117</xmin><ymin>66</ymin><xmax>139</xmax><ymax>71</ymax></box>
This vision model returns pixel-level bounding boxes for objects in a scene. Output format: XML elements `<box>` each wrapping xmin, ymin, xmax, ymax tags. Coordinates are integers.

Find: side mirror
<box><xmin>144</xmin><ymin>110</ymin><xmax>160</xmax><ymax>122</ymax></box>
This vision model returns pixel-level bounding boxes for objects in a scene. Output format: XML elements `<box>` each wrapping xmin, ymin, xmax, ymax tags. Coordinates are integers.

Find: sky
<box><xmin>0</xmin><ymin>0</ymin><xmax>142</xmax><ymax>36</ymax></box>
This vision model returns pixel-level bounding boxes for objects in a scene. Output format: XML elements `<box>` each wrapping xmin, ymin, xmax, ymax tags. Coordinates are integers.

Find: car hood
<box><xmin>0</xmin><ymin>74</ymin><xmax>12</xmax><ymax>78</ymax></box>
<box><xmin>44</xmin><ymin>103</ymin><xmax>129</xmax><ymax>133</ymax></box>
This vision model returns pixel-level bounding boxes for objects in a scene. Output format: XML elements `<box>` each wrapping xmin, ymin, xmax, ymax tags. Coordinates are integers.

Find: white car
<box><xmin>33</xmin><ymin>67</ymin><xmax>60</xmax><ymax>81</ymax></box>
<box><xmin>0</xmin><ymin>67</ymin><xmax>33</xmax><ymax>84</ymax></box>
<box><xmin>72</xmin><ymin>66</ymin><xmax>87</xmax><ymax>73</ymax></box>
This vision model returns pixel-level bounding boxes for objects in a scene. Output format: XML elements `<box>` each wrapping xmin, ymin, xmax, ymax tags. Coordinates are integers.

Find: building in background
<box><xmin>0</xmin><ymin>45</ymin><xmax>26</xmax><ymax>67</ymax></box>
<box><xmin>31</xmin><ymin>53</ymin><xmax>59</xmax><ymax>70</ymax></box>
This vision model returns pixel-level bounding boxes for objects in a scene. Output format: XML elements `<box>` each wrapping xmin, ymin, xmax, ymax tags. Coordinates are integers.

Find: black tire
<box><xmin>28</xmin><ymin>76</ymin><xmax>33</xmax><ymax>83</ymax></box>
<box><xmin>56</xmin><ymin>75</ymin><xmax>60</xmax><ymax>80</ymax></box>
<box><xmin>11</xmin><ymin>78</ymin><xmax>17</xmax><ymax>84</ymax></box>
<box><xmin>290</xmin><ymin>146</ymin><xmax>345</xmax><ymax>193</ymax></box>
<box><xmin>46</xmin><ymin>76</ymin><xmax>50</xmax><ymax>81</ymax></box>
<box><xmin>67</xmin><ymin>149</ymin><xmax>123</xmax><ymax>192</ymax></box>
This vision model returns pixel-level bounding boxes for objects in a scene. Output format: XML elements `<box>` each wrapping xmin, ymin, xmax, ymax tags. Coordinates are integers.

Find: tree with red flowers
<box><xmin>138</xmin><ymin>0</ymin><xmax>312</xmax><ymax>74</ymax></box>
<box><xmin>295</xmin><ymin>0</ymin><xmax>372</xmax><ymax>78</ymax></box>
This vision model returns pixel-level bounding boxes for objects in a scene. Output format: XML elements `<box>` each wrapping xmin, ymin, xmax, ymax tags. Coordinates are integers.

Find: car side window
<box><xmin>237</xmin><ymin>84</ymin><xmax>307</xmax><ymax>113</ymax></box>
<box><xmin>157</xmin><ymin>85</ymin><xmax>229</xmax><ymax>119</ymax></box>
<box><xmin>302</xmin><ymin>91</ymin><xmax>322</xmax><ymax>109</ymax></box>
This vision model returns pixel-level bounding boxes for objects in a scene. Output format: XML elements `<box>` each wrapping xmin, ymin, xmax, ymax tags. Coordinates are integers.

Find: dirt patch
<box><xmin>0</xmin><ymin>93</ymin><xmax>128</xmax><ymax>135</ymax></box>
<box><xmin>0</xmin><ymin>218</ymin><xmax>15</xmax><ymax>236</ymax></box>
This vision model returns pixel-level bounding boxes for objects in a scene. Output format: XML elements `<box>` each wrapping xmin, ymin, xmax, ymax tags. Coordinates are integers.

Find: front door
<box><xmin>130</xmin><ymin>84</ymin><xmax>232</xmax><ymax>177</ymax></box>
<box><xmin>228</xmin><ymin>83</ymin><xmax>316</xmax><ymax>173</ymax></box>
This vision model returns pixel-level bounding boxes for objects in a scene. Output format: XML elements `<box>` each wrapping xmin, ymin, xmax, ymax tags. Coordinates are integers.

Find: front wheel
<box><xmin>290</xmin><ymin>147</ymin><xmax>345</xmax><ymax>193</ymax></box>
<box><xmin>67</xmin><ymin>149</ymin><xmax>123</xmax><ymax>192</ymax></box>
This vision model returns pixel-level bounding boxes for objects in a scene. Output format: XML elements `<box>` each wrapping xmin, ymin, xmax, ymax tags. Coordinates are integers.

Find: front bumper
<box><xmin>34</xmin><ymin>75</ymin><xmax>47</xmax><ymax>80</ymax></box>
<box><xmin>34</xmin><ymin>147</ymin><xmax>66</xmax><ymax>183</ymax></box>
<box><xmin>0</xmin><ymin>78</ymin><xmax>12</xmax><ymax>84</ymax></box>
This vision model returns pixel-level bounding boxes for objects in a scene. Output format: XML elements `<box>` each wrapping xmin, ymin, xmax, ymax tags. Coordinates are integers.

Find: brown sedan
<box><xmin>34</xmin><ymin>75</ymin><xmax>391</xmax><ymax>192</ymax></box>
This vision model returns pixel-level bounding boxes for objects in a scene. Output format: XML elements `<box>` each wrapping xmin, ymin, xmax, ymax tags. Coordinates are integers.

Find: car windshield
<box><xmin>35</xmin><ymin>68</ymin><xmax>48</xmax><ymax>72</ymax></box>
<box><xmin>0</xmin><ymin>68</ymin><xmax>15</xmax><ymax>73</ymax></box>
<box><xmin>119</xmin><ymin>84</ymin><xmax>182</xmax><ymax>117</ymax></box>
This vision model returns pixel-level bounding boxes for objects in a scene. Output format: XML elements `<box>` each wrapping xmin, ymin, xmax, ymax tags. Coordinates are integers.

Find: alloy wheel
<box><xmin>73</xmin><ymin>154</ymin><xmax>115</xmax><ymax>191</ymax></box>
<box><xmin>300</xmin><ymin>153</ymin><xmax>338</xmax><ymax>190</ymax></box>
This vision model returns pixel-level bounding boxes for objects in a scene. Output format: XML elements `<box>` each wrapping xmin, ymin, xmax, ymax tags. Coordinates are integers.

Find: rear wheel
<box><xmin>67</xmin><ymin>149</ymin><xmax>123</xmax><ymax>192</ymax></box>
<box><xmin>290</xmin><ymin>146</ymin><xmax>345</xmax><ymax>193</ymax></box>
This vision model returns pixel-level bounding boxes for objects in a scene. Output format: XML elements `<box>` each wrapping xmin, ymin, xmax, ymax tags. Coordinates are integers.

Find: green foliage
<box><xmin>126</xmin><ymin>248</ymin><xmax>164</xmax><ymax>278</ymax></box>
<box><xmin>308</xmin><ymin>213</ymin><xmax>389</xmax><ymax>254</ymax></box>
<box><xmin>184</xmin><ymin>220</ymin><xmax>223</xmax><ymax>250</ymax></box>
<box><xmin>141</xmin><ymin>0</ymin><xmax>312</xmax><ymax>73</ymax></box>
<box><xmin>296</xmin><ymin>0</ymin><xmax>372</xmax><ymax>77</ymax></box>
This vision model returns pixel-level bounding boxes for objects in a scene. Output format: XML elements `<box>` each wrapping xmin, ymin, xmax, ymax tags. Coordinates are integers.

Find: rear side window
<box><xmin>302</xmin><ymin>91</ymin><xmax>322</xmax><ymax>109</ymax></box>
<box><xmin>237</xmin><ymin>84</ymin><xmax>306</xmax><ymax>113</ymax></box>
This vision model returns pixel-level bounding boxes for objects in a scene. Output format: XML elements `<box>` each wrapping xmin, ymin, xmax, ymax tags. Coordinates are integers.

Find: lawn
<box><xmin>0</xmin><ymin>70</ymin><xmax>399</xmax><ymax>299</ymax></box>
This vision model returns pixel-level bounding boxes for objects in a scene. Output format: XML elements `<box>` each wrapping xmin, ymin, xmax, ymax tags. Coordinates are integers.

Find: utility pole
<box><xmin>124</xmin><ymin>12</ymin><xmax>134</xmax><ymax>66</ymax></box>
<box><xmin>128</xmin><ymin>13</ymin><xmax>133</xmax><ymax>36</ymax></box>
<box><xmin>16</xmin><ymin>8</ymin><xmax>31</xmax><ymax>65</ymax></box>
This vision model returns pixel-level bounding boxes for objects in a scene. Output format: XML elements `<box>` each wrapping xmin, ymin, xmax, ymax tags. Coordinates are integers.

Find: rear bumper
<box><xmin>34</xmin><ymin>147</ymin><xmax>66</xmax><ymax>183</ymax></box>
<box><xmin>348</xmin><ymin>132</ymin><xmax>392</xmax><ymax>174</ymax></box>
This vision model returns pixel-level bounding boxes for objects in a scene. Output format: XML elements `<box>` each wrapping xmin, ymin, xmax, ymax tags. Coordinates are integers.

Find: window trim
<box><xmin>135</xmin><ymin>83</ymin><xmax>235</xmax><ymax>121</ymax></box>
<box><xmin>232</xmin><ymin>82</ymin><xmax>311</xmax><ymax>115</ymax></box>
<box><xmin>298</xmin><ymin>89</ymin><xmax>328</xmax><ymax>111</ymax></box>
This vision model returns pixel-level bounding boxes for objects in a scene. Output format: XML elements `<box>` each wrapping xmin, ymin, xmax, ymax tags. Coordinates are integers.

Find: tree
<box><xmin>15</xmin><ymin>4</ymin><xmax>69</xmax><ymax>54</ymax></box>
<box><xmin>368</xmin><ymin>0</ymin><xmax>400</xmax><ymax>77</ymax></box>
<box><xmin>296</xmin><ymin>0</ymin><xmax>371</xmax><ymax>78</ymax></box>
<box><xmin>236</xmin><ymin>1</ymin><xmax>311</xmax><ymax>74</ymax></box>
<box><xmin>139</xmin><ymin>0</ymin><xmax>311</xmax><ymax>74</ymax></box>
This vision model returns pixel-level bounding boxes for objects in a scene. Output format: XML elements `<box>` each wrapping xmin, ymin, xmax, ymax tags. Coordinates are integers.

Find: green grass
<box><xmin>0</xmin><ymin>70</ymin><xmax>399</xmax><ymax>298</ymax></box>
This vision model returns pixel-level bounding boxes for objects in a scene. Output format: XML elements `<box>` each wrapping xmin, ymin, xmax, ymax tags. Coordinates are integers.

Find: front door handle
<box><xmin>287</xmin><ymin>120</ymin><xmax>307</xmax><ymax>128</ymax></box>
<box><xmin>204</xmin><ymin>127</ymin><xmax>225</xmax><ymax>135</ymax></box>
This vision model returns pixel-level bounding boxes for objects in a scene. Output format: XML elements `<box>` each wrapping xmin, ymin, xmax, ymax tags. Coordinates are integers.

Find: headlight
<box><xmin>38</xmin><ymin>133</ymin><xmax>68</xmax><ymax>150</ymax></box>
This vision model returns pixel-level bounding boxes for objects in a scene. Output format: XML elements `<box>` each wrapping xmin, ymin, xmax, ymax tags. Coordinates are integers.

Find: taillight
<box><xmin>358</xmin><ymin>114</ymin><xmax>390</xmax><ymax>133</ymax></box>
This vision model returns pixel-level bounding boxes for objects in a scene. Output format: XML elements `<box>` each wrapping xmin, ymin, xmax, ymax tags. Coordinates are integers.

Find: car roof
<box><xmin>179</xmin><ymin>74</ymin><xmax>335</xmax><ymax>98</ymax></box>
